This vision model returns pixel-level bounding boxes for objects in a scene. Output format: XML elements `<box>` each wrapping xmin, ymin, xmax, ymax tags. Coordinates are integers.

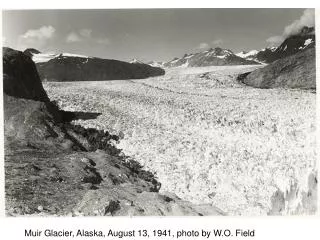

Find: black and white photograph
<box><xmin>2</xmin><ymin>8</ymin><xmax>317</xmax><ymax>217</ymax></box>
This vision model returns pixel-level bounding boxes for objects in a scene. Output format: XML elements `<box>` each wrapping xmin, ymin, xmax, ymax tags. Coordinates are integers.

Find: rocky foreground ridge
<box><xmin>3</xmin><ymin>48</ymin><xmax>224</xmax><ymax>216</ymax></box>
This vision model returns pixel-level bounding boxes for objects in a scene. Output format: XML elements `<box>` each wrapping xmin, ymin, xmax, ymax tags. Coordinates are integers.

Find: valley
<box><xmin>44</xmin><ymin>65</ymin><xmax>316</xmax><ymax>215</ymax></box>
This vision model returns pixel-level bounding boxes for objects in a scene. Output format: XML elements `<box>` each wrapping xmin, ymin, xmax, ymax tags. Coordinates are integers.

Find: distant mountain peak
<box><xmin>129</xmin><ymin>58</ymin><xmax>144</xmax><ymax>64</ymax></box>
<box><xmin>299</xmin><ymin>26</ymin><xmax>315</xmax><ymax>36</ymax></box>
<box><xmin>238</xmin><ymin>26</ymin><xmax>315</xmax><ymax>64</ymax></box>
<box><xmin>164</xmin><ymin>46</ymin><xmax>259</xmax><ymax>68</ymax></box>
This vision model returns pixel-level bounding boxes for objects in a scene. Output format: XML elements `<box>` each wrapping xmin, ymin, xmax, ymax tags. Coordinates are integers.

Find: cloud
<box><xmin>266</xmin><ymin>9</ymin><xmax>315</xmax><ymax>46</ymax></box>
<box><xmin>266</xmin><ymin>35</ymin><xmax>285</xmax><ymax>46</ymax></box>
<box><xmin>66</xmin><ymin>29</ymin><xmax>109</xmax><ymax>45</ymax></box>
<box><xmin>212</xmin><ymin>39</ymin><xmax>223</xmax><ymax>45</ymax></box>
<box><xmin>283</xmin><ymin>9</ymin><xmax>315</xmax><ymax>37</ymax></box>
<box><xmin>21</xmin><ymin>25</ymin><xmax>55</xmax><ymax>40</ymax></box>
<box><xmin>66</xmin><ymin>32</ymin><xmax>82</xmax><ymax>43</ymax></box>
<box><xmin>79</xmin><ymin>29</ymin><xmax>92</xmax><ymax>38</ymax></box>
<box><xmin>96</xmin><ymin>38</ymin><xmax>110</xmax><ymax>45</ymax></box>
<box><xmin>18</xmin><ymin>25</ymin><xmax>55</xmax><ymax>49</ymax></box>
<box><xmin>198</xmin><ymin>42</ymin><xmax>210</xmax><ymax>49</ymax></box>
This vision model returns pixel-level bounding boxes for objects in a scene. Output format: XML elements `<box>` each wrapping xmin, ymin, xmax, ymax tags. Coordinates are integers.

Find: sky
<box><xmin>2</xmin><ymin>9</ymin><xmax>314</xmax><ymax>62</ymax></box>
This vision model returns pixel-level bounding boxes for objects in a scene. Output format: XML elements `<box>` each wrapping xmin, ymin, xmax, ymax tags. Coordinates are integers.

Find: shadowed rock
<box><xmin>3</xmin><ymin>47</ymin><xmax>49</xmax><ymax>102</ymax></box>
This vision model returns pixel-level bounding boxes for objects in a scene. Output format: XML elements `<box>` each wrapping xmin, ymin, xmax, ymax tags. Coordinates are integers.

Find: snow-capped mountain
<box><xmin>274</xmin><ymin>26</ymin><xmax>315</xmax><ymax>57</ymax></box>
<box><xmin>236</xmin><ymin>47</ymin><xmax>277</xmax><ymax>64</ymax></box>
<box><xmin>23</xmin><ymin>49</ymin><xmax>165</xmax><ymax>82</ymax></box>
<box><xmin>164</xmin><ymin>47</ymin><xmax>259</xmax><ymax>68</ymax></box>
<box><xmin>147</xmin><ymin>61</ymin><xmax>165</xmax><ymax>68</ymax></box>
<box><xmin>236</xmin><ymin>50</ymin><xmax>259</xmax><ymax>60</ymax></box>
<box><xmin>129</xmin><ymin>58</ymin><xmax>145</xmax><ymax>64</ymax></box>
<box><xmin>24</xmin><ymin>49</ymin><xmax>93</xmax><ymax>64</ymax></box>
<box><xmin>237</xmin><ymin>26</ymin><xmax>315</xmax><ymax>64</ymax></box>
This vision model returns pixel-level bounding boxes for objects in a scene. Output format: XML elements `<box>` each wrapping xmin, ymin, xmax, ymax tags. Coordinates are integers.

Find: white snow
<box><xmin>129</xmin><ymin>58</ymin><xmax>144</xmax><ymax>64</ymax></box>
<box><xmin>179</xmin><ymin>61</ymin><xmax>190</xmax><ymax>67</ymax></box>
<box><xmin>32</xmin><ymin>52</ymin><xmax>92</xmax><ymax>63</ymax></box>
<box><xmin>304</xmin><ymin>38</ymin><xmax>313</xmax><ymax>47</ymax></box>
<box><xmin>32</xmin><ymin>53</ymin><xmax>59</xmax><ymax>63</ymax></box>
<box><xmin>148</xmin><ymin>61</ymin><xmax>164</xmax><ymax>68</ymax></box>
<box><xmin>183</xmin><ymin>54</ymin><xmax>194</xmax><ymax>59</ymax></box>
<box><xmin>61</xmin><ymin>53</ymin><xmax>92</xmax><ymax>58</ymax></box>
<box><xmin>169</xmin><ymin>58</ymin><xmax>179</xmax><ymax>64</ymax></box>
<box><xmin>236</xmin><ymin>50</ymin><xmax>258</xmax><ymax>59</ymax></box>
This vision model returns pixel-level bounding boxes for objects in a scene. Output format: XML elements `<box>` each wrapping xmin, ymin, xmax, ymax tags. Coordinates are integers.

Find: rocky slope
<box><xmin>238</xmin><ymin>47</ymin><xmax>315</xmax><ymax>89</ymax></box>
<box><xmin>164</xmin><ymin>47</ymin><xmax>259</xmax><ymax>68</ymax></box>
<box><xmin>3</xmin><ymin>47</ymin><xmax>49</xmax><ymax>102</ymax></box>
<box><xmin>237</xmin><ymin>26</ymin><xmax>315</xmax><ymax>63</ymax></box>
<box><xmin>3</xmin><ymin>48</ymin><xmax>223</xmax><ymax>216</ymax></box>
<box><xmin>26</xmin><ymin>49</ymin><xmax>165</xmax><ymax>82</ymax></box>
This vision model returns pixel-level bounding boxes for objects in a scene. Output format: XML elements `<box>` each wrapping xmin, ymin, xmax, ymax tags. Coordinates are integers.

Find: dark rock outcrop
<box><xmin>239</xmin><ymin>48</ymin><xmax>315</xmax><ymax>89</ymax></box>
<box><xmin>35</xmin><ymin>54</ymin><xmax>165</xmax><ymax>82</ymax></box>
<box><xmin>3</xmin><ymin>47</ymin><xmax>49</xmax><ymax>102</ymax></box>
<box><xmin>23</xmin><ymin>48</ymin><xmax>41</xmax><ymax>58</ymax></box>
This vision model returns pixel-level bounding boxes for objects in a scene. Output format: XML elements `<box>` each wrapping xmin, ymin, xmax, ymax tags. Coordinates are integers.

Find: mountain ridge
<box><xmin>26</xmin><ymin>50</ymin><xmax>165</xmax><ymax>82</ymax></box>
<box><xmin>163</xmin><ymin>47</ymin><xmax>260</xmax><ymax>68</ymax></box>
<box><xmin>236</xmin><ymin>26</ymin><xmax>315</xmax><ymax>63</ymax></box>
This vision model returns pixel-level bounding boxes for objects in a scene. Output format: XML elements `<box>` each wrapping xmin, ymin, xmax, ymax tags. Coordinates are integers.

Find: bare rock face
<box><xmin>3</xmin><ymin>47</ymin><xmax>49</xmax><ymax>102</ymax></box>
<box><xmin>3</xmin><ymin>47</ymin><xmax>224</xmax><ymax>216</ymax></box>
<box><xmin>239</xmin><ymin>48</ymin><xmax>315</xmax><ymax>89</ymax></box>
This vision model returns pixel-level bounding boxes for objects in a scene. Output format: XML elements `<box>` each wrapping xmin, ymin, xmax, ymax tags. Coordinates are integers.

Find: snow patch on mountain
<box><xmin>236</xmin><ymin>50</ymin><xmax>259</xmax><ymax>59</ymax></box>
<box><xmin>60</xmin><ymin>53</ymin><xmax>92</xmax><ymax>58</ymax></box>
<box><xmin>32</xmin><ymin>52</ymin><xmax>92</xmax><ymax>63</ymax></box>
<box><xmin>147</xmin><ymin>61</ymin><xmax>165</xmax><ymax>68</ymax></box>
<box><xmin>129</xmin><ymin>58</ymin><xmax>145</xmax><ymax>64</ymax></box>
<box><xmin>32</xmin><ymin>53</ymin><xmax>59</xmax><ymax>63</ymax></box>
<box><xmin>304</xmin><ymin>38</ymin><xmax>313</xmax><ymax>47</ymax></box>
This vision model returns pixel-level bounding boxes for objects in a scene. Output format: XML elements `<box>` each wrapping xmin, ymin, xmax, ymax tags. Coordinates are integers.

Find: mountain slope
<box><xmin>164</xmin><ymin>47</ymin><xmax>259</xmax><ymax>68</ymax></box>
<box><xmin>238</xmin><ymin>26</ymin><xmax>315</xmax><ymax>64</ymax></box>
<box><xmin>27</xmin><ymin>50</ymin><xmax>165</xmax><ymax>81</ymax></box>
<box><xmin>239</xmin><ymin>47</ymin><xmax>315</xmax><ymax>89</ymax></box>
